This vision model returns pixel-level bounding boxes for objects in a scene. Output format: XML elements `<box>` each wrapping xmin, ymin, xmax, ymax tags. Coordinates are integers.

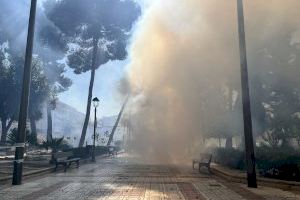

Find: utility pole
<box><xmin>12</xmin><ymin>0</ymin><xmax>37</xmax><ymax>185</ymax></box>
<box><xmin>236</xmin><ymin>0</ymin><xmax>257</xmax><ymax>188</ymax></box>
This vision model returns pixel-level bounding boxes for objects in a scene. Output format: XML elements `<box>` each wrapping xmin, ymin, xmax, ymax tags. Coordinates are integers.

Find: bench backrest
<box><xmin>53</xmin><ymin>151</ymin><xmax>73</xmax><ymax>161</ymax></box>
<box><xmin>200</xmin><ymin>153</ymin><xmax>212</xmax><ymax>163</ymax></box>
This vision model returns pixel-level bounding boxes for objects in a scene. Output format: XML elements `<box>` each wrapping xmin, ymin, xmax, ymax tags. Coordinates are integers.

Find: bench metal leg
<box><xmin>198</xmin><ymin>164</ymin><xmax>212</xmax><ymax>174</ymax></box>
<box><xmin>199</xmin><ymin>164</ymin><xmax>205</xmax><ymax>173</ymax></box>
<box><xmin>208</xmin><ymin>165</ymin><xmax>212</xmax><ymax>174</ymax></box>
<box><xmin>64</xmin><ymin>163</ymin><xmax>67</xmax><ymax>172</ymax></box>
<box><xmin>199</xmin><ymin>164</ymin><xmax>201</xmax><ymax>173</ymax></box>
<box><xmin>76</xmin><ymin>160</ymin><xmax>80</xmax><ymax>168</ymax></box>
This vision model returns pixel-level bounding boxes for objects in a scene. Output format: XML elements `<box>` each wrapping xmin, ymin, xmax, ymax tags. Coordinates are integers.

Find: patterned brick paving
<box><xmin>0</xmin><ymin>156</ymin><xmax>263</xmax><ymax>200</ymax></box>
<box><xmin>215</xmin><ymin>177</ymin><xmax>265</xmax><ymax>200</ymax></box>
<box><xmin>22</xmin><ymin>181</ymin><xmax>71</xmax><ymax>200</ymax></box>
<box><xmin>178</xmin><ymin>182</ymin><xmax>206</xmax><ymax>199</ymax></box>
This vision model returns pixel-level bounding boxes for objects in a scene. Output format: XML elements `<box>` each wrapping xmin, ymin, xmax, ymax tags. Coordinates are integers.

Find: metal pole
<box><xmin>92</xmin><ymin>107</ymin><xmax>96</xmax><ymax>162</ymax></box>
<box><xmin>12</xmin><ymin>0</ymin><xmax>37</xmax><ymax>185</ymax></box>
<box><xmin>236</xmin><ymin>0</ymin><xmax>257</xmax><ymax>188</ymax></box>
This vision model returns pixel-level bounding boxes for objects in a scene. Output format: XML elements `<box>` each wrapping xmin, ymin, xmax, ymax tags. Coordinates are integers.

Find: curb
<box><xmin>211</xmin><ymin>164</ymin><xmax>300</xmax><ymax>190</ymax></box>
<box><xmin>0</xmin><ymin>153</ymin><xmax>117</xmax><ymax>184</ymax></box>
<box><xmin>0</xmin><ymin>167</ymin><xmax>55</xmax><ymax>183</ymax></box>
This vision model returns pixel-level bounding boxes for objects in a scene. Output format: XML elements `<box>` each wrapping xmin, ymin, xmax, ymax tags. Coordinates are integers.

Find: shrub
<box><xmin>94</xmin><ymin>146</ymin><xmax>109</xmax><ymax>155</ymax></box>
<box><xmin>72</xmin><ymin>147</ymin><xmax>91</xmax><ymax>159</ymax></box>
<box><xmin>256</xmin><ymin>145</ymin><xmax>300</xmax><ymax>181</ymax></box>
<box><xmin>213</xmin><ymin>146</ymin><xmax>300</xmax><ymax>181</ymax></box>
<box><xmin>41</xmin><ymin>137</ymin><xmax>64</xmax><ymax>152</ymax></box>
<box><xmin>72</xmin><ymin>146</ymin><xmax>109</xmax><ymax>159</ymax></box>
<box><xmin>255</xmin><ymin>146</ymin><xmax>300</xmax><ymax>169</ymax></box>
<box><xmin>213</xmin><ymin>147</ymin><xmax>245</xmax><ymax>170</ymax></box>
<box><xmin>7</xmin><ymin>128</ymin><xmax>36</xmax><ymax>146</ymax></box>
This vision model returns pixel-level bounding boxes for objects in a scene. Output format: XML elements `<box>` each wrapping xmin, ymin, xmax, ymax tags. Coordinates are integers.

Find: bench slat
<box><xmin>53</xmin><ymin>152</ymin><xmax>73</xmax><ymax>159</ymax></box>
<box><xmin>192</xmin><ymin>153</ymin><xmax>212</xmax><ymax>173</ymax></box>
<box><xmin>53</xmin><ymin>152</ymin><xmax>80</xmax><ymax>172</ymax></box>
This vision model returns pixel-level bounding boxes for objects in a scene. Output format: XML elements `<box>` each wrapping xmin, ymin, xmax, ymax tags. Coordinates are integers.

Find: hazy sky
<box><xmin>59</xmin><ymin>59</ymin><xmax>129</xmax><ymax>117</ymax></box>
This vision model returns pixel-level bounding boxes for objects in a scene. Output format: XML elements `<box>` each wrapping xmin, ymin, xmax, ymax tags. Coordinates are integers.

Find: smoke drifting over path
<box><xmin>124</xmin><ymin>0</ymin><xmax>300</xmax><ymax>164</ymax></box>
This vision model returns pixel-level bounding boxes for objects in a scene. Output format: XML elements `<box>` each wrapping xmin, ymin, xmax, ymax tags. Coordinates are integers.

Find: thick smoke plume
<box><xmin>124</xmin><ymin>0</ymin><xmax>300</xmax><ymax>164</ymax></box>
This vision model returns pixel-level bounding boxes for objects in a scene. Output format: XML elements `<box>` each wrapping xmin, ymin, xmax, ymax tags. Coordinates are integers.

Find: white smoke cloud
<box><xmin>124</xmin><ymin>0</ymin><xmax>300</xmax><ymax>164</ymax></box>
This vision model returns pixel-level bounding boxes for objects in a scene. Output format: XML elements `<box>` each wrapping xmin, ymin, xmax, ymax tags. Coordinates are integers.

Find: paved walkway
<box><xmin>0</xmin><ymin>155</ymin><xmax>298</xmax><ymax>200</ymax></box>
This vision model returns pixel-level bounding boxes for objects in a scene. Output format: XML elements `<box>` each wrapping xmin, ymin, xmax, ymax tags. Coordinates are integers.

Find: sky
<box><xmin>59</xmin><ymin>59</ymin><xmax>129</xmax><ymax>117</ymax></box>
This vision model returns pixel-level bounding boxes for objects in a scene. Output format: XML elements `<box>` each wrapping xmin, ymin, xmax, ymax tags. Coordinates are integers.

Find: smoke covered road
<box><xmin>0</xmin><ymin>155</ymin><xmax>276</xmax><ymax>200</ymax></box>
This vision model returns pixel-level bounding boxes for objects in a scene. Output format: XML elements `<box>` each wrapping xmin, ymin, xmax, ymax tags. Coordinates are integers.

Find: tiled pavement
<box><xmin>0</xmin><ymin>156</ymin><xmax>264</xmax><ymax>200</ymax></box>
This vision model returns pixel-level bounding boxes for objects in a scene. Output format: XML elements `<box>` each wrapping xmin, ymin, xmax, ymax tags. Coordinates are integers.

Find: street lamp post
<box><xmin>92</xmin><ymin>97</ymin><xmax>99</xmax><ymax>162</ymax></box>
<box><xmin>12</xmin><ymin>0</ymin><xmax>37</xmax><ymax>185</ymax></box>
<box><xmin>236</xmin><ymin>0</ymin><xmax>257</xmax><ymax>188</ymax></box>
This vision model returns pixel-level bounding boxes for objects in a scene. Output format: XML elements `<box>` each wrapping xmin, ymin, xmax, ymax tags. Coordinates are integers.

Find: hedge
<box><xmin>213</xmin><ymin>146</ymin><xmax>300</xmax><ymax>181</ymax></box>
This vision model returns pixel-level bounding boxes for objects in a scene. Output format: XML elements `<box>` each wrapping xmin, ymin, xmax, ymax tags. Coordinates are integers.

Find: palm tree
<box><xmin>41</xmin><ymin>137</ymin><xmax>64</xmax><ymax>163</ymax></box>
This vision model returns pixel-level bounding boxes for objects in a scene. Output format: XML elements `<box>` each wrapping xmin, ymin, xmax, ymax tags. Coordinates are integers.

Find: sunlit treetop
<box><xmin>43</xmin><ymin>0</ymin><xmax>141</xmax><ymax>74</ymax></box>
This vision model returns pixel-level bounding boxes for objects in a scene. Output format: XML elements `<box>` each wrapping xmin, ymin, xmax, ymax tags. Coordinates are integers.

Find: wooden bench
<box><xmin>53</xmin><ymin>151</ymin><xmax>80</xmax><ymax>172</ymax></box>
<box><xmin>192</xmin><ymin>153</ymin><xmax>212</xmax><ymax>173</ymax></box>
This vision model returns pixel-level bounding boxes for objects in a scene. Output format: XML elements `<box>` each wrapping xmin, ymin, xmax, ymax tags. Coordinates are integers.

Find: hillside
<box><xmin>36</xmin><ymin>101</ymin><xmax>123</xmax><ymax>146</ymax></box>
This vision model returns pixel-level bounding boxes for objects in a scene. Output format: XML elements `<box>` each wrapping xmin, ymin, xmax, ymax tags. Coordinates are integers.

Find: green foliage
<box><xmin>41</xmin><ymin>137</ymin><xmax>65</xmax><ymax>152</ymax></box>
<box><xmin>44</xmin><ymin>61</ymin><xmax>72</xmax><ymax>97</ymax></box>
<box><xmin>255</xmin><ymin>145</ymin><xmax>300</xmax><ymax>181</ymax></box>
<box><xmin>0</xmin><ymin>43</ymin><xmax>51</xmax><ymax>143</ymax></box>
<box><xmin>67</xmin><ymin>48</ymin><xmax>94</xmax><ymax>74</ymax></box>
<box><xmin>255</xmin><ymin>146</ymin><xmax>300</xmax><ymax>171</ymax></box>
<box><xmin>94</xmin><ymin>146</ymin><xmax>109</xmax><ymax>156</ymax></box>
<box><xmin>42</xmin><ymin>0</ymin><xmax>140</xmax><ymax>147</ymax></box>
<box><xmin>249</xmin><ymin>30</ymin><xmax>300</xmax><ymax>146</ymax></box>
<box><xmin>214</xmin><ymin>146</ymin><xmax>300</xmax><ymax>181</ymax></box>
<box><xmin>0</xmin><ymin>43</ymin><xmax>20</xmax><ymax>126</ymax></box>
<box><xmin>114</xmin><ymin>140</ymin><xmax>123</xmax><ymax>147</ymax></box>
<box><xmin>72</xmin><ymin>147</ymin><xmax>91</xmax><ymax>159</ymax></box>
<box><xmin>43</xmin><ymin>0</ymin><xmax>141</xmax><ymax>74</ymax></box>
<box><xmin>59</xmin><ymin>140</ymin><xmax>73</xmax><ymax>151</ymax></box>
<box><xmin>71</xmin><ymin>146</ymin><xmax>109</xmax><ymax>159</ymax></box>
<box><xmin>39</xmin><ymin>25</ymin><xmax>66</xmax><ymax>51</ymax></box>
<box><xmin>213</xmin><ymin>148</ymin><xmax>245</xmax><ymax>170</ymax></box>
<box><xmin>27</xmin><ymin>132</ymin><xmax>38</xmax><ymax>146</ymax></box>
<box><xmin>28</xmin><ymin>57</ymin><xmax>50</xmax><ymax>121</ymax></box>
<box><xmin>7</xmin><ymin>128</ymin><xmax>37</xmax><ymax>146</ymax></box>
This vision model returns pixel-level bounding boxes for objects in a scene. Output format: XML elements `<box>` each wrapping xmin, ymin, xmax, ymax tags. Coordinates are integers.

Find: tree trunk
<box><xmin>30</xmin><ymin>117</ymin><xmax>37</xmax><ymax>144</ymax></box>
<box><xmin>78</xmin><ymin>38</ymin><xmax>99</xmax><ymax>147</ymax></box>
<box><xmin>47</xmin><ymin>105</ymin><xmax>53</xmax><ymax>142</ymax></box>
<box><xmin>281</xmin><ymin>137</ymin><xmax>290</xmax><ymax>148</ymax></box>
<box><xmin>107</xmin><ymin>97</ymin><xmax>129</xmax><ymax>146</ymax></box>
<box><xmin>237</xmin><ymin>0</ymin><xmax>257</xmax><ymax>188</ymax></box>
<box><xmin>1</xmin><ymin>119</ymin><xmax>7</xmax><ymax>143</ymax></box>
<box><xmin>225</xmin><ymin>136</ymin><xmax>233</xmax><ymax>149</ymax></box>
<box><xmin>225</xmin><ymin>88</ymin><xmax>234</xmax><ymax>149</ymax></box>
<box><xmin>240</xmin><ymin>133</ymin><xmax>245</xmax><ymax>149</ymax></box>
